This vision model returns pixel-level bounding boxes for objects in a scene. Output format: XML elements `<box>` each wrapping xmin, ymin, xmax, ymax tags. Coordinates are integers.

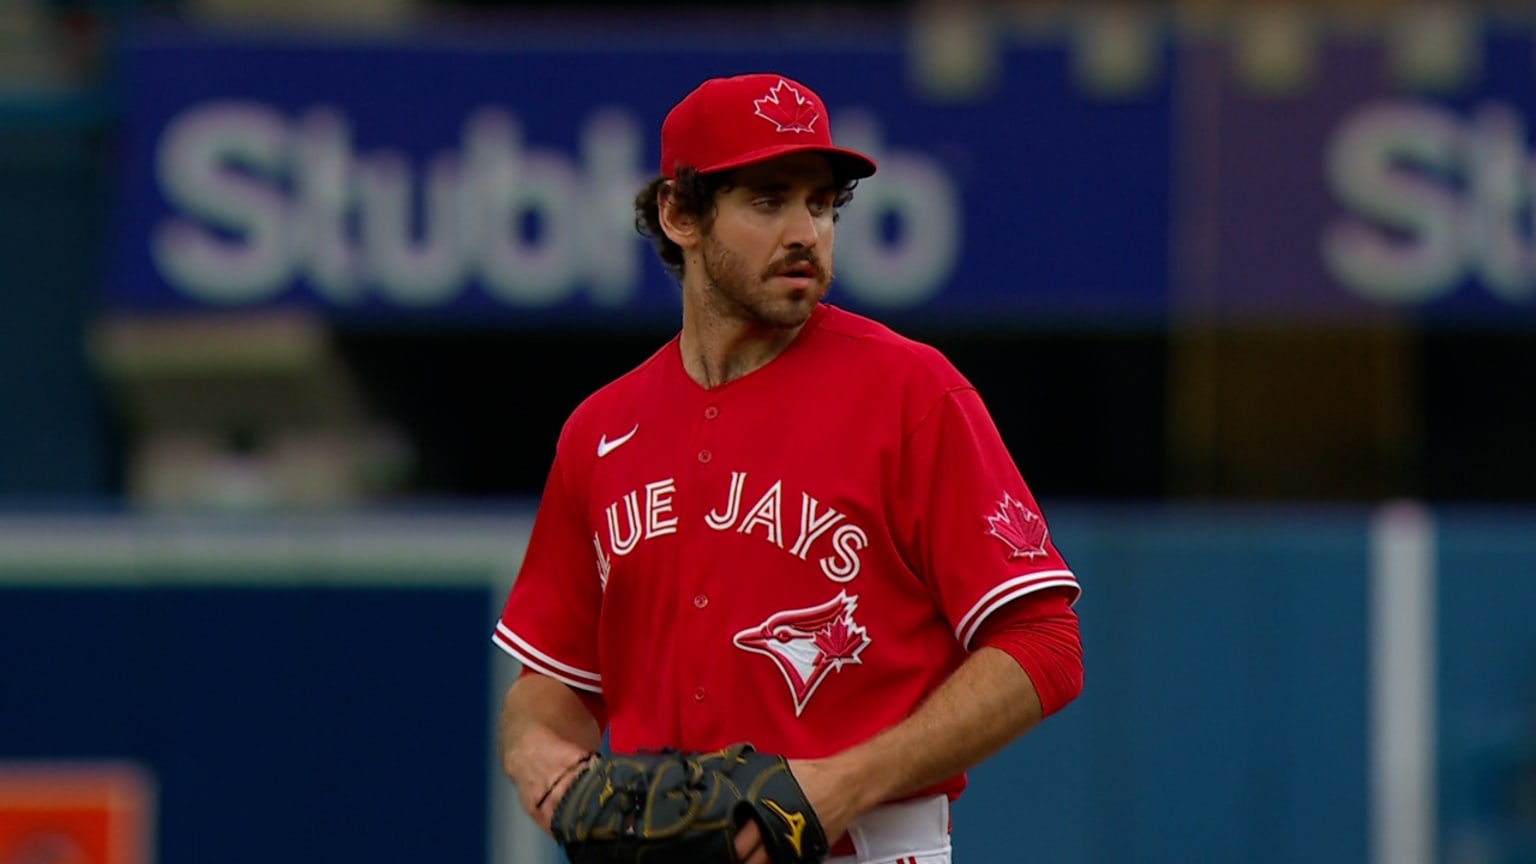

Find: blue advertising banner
<box><xmin>1176</xmin><ymin>26</ymin><xmax>1536</xmax><ymax>325</ymax></box>
<box><xmin>105</xmin><ymin>24</ymin><xmax>1175</xmax><ymax>327</ymax></box>
<box><xmin>110</xmin><ymin>20</ymin><xmax>1536</xmax><ymax>328</ymax></box>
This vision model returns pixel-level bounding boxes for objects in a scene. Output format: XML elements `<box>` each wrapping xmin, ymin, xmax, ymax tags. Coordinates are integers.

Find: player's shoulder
<box><xmin>813</xmin><ymin>305</ymin><xmax>971</xmax><ymax>390</ymax></box>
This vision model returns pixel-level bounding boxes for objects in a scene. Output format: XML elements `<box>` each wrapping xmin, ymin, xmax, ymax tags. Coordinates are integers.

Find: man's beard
<box><xmin>699</xmin><ymin>239</ymin><xmax>830</xmax><ymax>329</ymax></box>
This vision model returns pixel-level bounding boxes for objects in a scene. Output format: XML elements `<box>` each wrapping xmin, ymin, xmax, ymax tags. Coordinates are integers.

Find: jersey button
<box><xmin>693</xmin><ymin>593</ymin><xmax>708</xmax><ymax>609</ymax></box>
<box><xmin>704</xmin><ymin>406</ymin><xmax>719</xmax><ymax>420</ymax></box>
<box><xmin>693</xmin><ymin>687</ymin><xmax>706</xmax><ymax>702</ymax></box>
<box><xmin>697</xmin><ymin>449</ymin><xmax>712</xmax><ymax>464</ymax></box>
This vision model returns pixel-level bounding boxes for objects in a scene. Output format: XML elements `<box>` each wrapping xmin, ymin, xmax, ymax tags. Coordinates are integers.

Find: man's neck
<box><xmin>678</xmin><ymin>291</ymin><xmax>807</xmax><ymax>389</ymax></box>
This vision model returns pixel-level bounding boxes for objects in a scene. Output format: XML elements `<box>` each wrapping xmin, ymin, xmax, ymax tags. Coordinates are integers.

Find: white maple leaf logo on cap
<box><xmin>754</xmin><ymin>79</ymin><xmax>819</xmax><ymax>134</ymax></box>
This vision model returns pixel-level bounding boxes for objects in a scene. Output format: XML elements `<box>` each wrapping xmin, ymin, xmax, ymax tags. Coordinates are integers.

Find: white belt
<box><xmin>827</xmin><ymin>794</ymin><xmax>951</xmax><ymax>864</ymax></box>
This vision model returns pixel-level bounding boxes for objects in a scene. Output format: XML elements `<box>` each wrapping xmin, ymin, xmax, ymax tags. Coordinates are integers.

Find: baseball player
<box><xmin>494</xmin><ymin>72</ymin><xmax>1083</xmax><ymax>864</ymax></box>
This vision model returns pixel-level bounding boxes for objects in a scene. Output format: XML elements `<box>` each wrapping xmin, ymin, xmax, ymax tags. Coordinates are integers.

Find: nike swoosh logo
<box><xmin>596</xmin><ymin>424</ymin><xmax>638</xmax><ymax>458</ymax></box>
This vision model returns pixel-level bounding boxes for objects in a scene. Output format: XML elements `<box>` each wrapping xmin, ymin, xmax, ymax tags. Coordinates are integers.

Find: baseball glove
<box><xmin>550</xmin><ymin>742</ymin><xmax>829</xmax><ymax>864</ymax></box>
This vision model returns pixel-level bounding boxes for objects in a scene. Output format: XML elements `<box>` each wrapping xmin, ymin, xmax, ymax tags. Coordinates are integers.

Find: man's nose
<box><xmin>782</xmin><ymin>204</ymin><xmax>820</xmax><ymax>248</ymax></box>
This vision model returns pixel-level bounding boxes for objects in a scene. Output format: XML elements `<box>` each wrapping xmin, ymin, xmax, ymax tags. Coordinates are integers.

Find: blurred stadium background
<box><xmin>2</xmin><ymin>0</ymin><xmax>1535</xmax><ymax>861</ymax></box>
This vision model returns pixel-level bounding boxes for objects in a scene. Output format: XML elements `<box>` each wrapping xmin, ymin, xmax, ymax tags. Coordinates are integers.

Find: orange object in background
<box><xmin>0</xmin><ymin>765</ymin><xmax>153</xmax><ymax>864</ymax></box>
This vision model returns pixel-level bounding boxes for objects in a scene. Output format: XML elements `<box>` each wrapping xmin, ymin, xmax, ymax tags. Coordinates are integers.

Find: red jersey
<box><xmin>493</xmin><ymin>304</ymin><xmax>1079</xmax><ymax>799</ymax></box>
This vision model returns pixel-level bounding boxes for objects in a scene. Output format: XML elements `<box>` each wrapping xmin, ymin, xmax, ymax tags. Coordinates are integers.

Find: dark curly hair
<box><xmin>633</xmin><ymin>165</ymin><xmax>859</xmax><ymax>282</ymax></box>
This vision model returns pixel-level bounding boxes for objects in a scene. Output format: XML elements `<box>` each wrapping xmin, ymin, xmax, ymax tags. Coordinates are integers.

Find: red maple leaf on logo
<box><xmin>813</xmin><ymin>616</ymin><xmax>866</xmax><ymax>663</ymax></box>
<box><xmin>754</xmin><ymin>80</ymin><xmax>819</xmax><ymax>133</ymax></box>
<box><xmin>986</xmin><ymin>493</ymin><xmax>1049</xmax><ymax>560</ymax></box>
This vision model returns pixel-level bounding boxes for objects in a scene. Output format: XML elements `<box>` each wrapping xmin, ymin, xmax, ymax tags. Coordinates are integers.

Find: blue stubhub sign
<box><xmin>106</xmin><ymin>25</ymin><xmax>1175</xmax><ymax>327</ymax></box>
<box><xmin>1183</xmin><ymin>28</ymin><xmax>1536</xmax><ymax>326</ymax></box>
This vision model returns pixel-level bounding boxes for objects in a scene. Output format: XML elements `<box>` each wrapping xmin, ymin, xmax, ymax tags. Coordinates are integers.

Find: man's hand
<box><xmin>505</xmin><ymin>727</ymin><xmax>596</xmax><ymax>832</ymax></box>
<box><xmin>497</xmin><ymin>673</ymin><xmax>605</xmax><ymax>835</ymax></box>
<box><xmin>732</xmin><ymin>757</ymin><xmax>866</xmax><ymax>864</ymax></box>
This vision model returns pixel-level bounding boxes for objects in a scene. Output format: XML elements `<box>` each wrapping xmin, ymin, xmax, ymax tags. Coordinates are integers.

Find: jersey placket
<box><xmin>678</xmin><ymin>389</ymin><xmax>728</xmax><ymax>743</ymax></box>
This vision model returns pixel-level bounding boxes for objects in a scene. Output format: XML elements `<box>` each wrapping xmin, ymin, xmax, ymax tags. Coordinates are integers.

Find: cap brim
<box><xmin>696</xmin><ymin>144</ymin><xmax>877</xmax><ymax>180</ymax></box>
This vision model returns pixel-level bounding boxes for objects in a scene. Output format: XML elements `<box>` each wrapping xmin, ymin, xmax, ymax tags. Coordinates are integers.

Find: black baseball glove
<box><xmin>550</xmin><ymin>742</ymin><xmax>829</xmax><ymax>864</ymax></box>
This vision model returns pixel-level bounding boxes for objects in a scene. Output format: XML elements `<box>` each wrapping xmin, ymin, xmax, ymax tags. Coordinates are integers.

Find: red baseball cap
<box><xmin>659</xmin><ymin>73</ymin><xmax>878</xmax><ymax>180</ymax></box>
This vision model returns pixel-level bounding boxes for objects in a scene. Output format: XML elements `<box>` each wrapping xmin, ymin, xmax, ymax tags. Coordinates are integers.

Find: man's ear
<box><xmin>657</xmin><ymin>182</ymin><xmax>701</xmax><ymax>250</ymax></box>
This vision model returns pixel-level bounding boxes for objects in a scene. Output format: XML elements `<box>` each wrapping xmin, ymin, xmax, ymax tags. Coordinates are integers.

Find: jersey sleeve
<box><xmin>895</xmin><ymin>385</ymin><xmax>1080</xmax><ymax>650</ymax></box>
<box><xmin>492</xmin><ymin>436</ymin><xmax>604</xmax><ymax>694</ymax></box>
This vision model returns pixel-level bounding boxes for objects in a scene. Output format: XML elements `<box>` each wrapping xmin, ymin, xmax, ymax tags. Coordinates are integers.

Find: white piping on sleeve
<box><xmin>493</xmin><ymin>623</ymin><xmax>603</xmax><ymax>693</ymax></box>
<box><xmin>955</xmin><ymin>569</ymin><xmax>1078</xmax><ymax>649</ymax></box>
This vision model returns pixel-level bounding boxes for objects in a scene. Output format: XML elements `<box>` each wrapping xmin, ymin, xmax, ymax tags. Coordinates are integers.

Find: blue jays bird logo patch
<box><xmin>733</xmin><ymin>592</ymin><xmax>871</xmax><ymax>716</ymax></box>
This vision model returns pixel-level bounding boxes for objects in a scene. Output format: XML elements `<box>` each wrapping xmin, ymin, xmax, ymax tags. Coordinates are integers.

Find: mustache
<box><xmin>761</xmin><ymin>250</ymin><xmax>828</xmax><ymax>282</ymax></box>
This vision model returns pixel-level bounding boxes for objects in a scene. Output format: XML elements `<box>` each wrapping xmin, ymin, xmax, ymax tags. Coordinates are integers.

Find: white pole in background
<box><xmin>1370</xmin><ymin>501</ymin><xmax>1437</xmax><ymax>864</ymax></box>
